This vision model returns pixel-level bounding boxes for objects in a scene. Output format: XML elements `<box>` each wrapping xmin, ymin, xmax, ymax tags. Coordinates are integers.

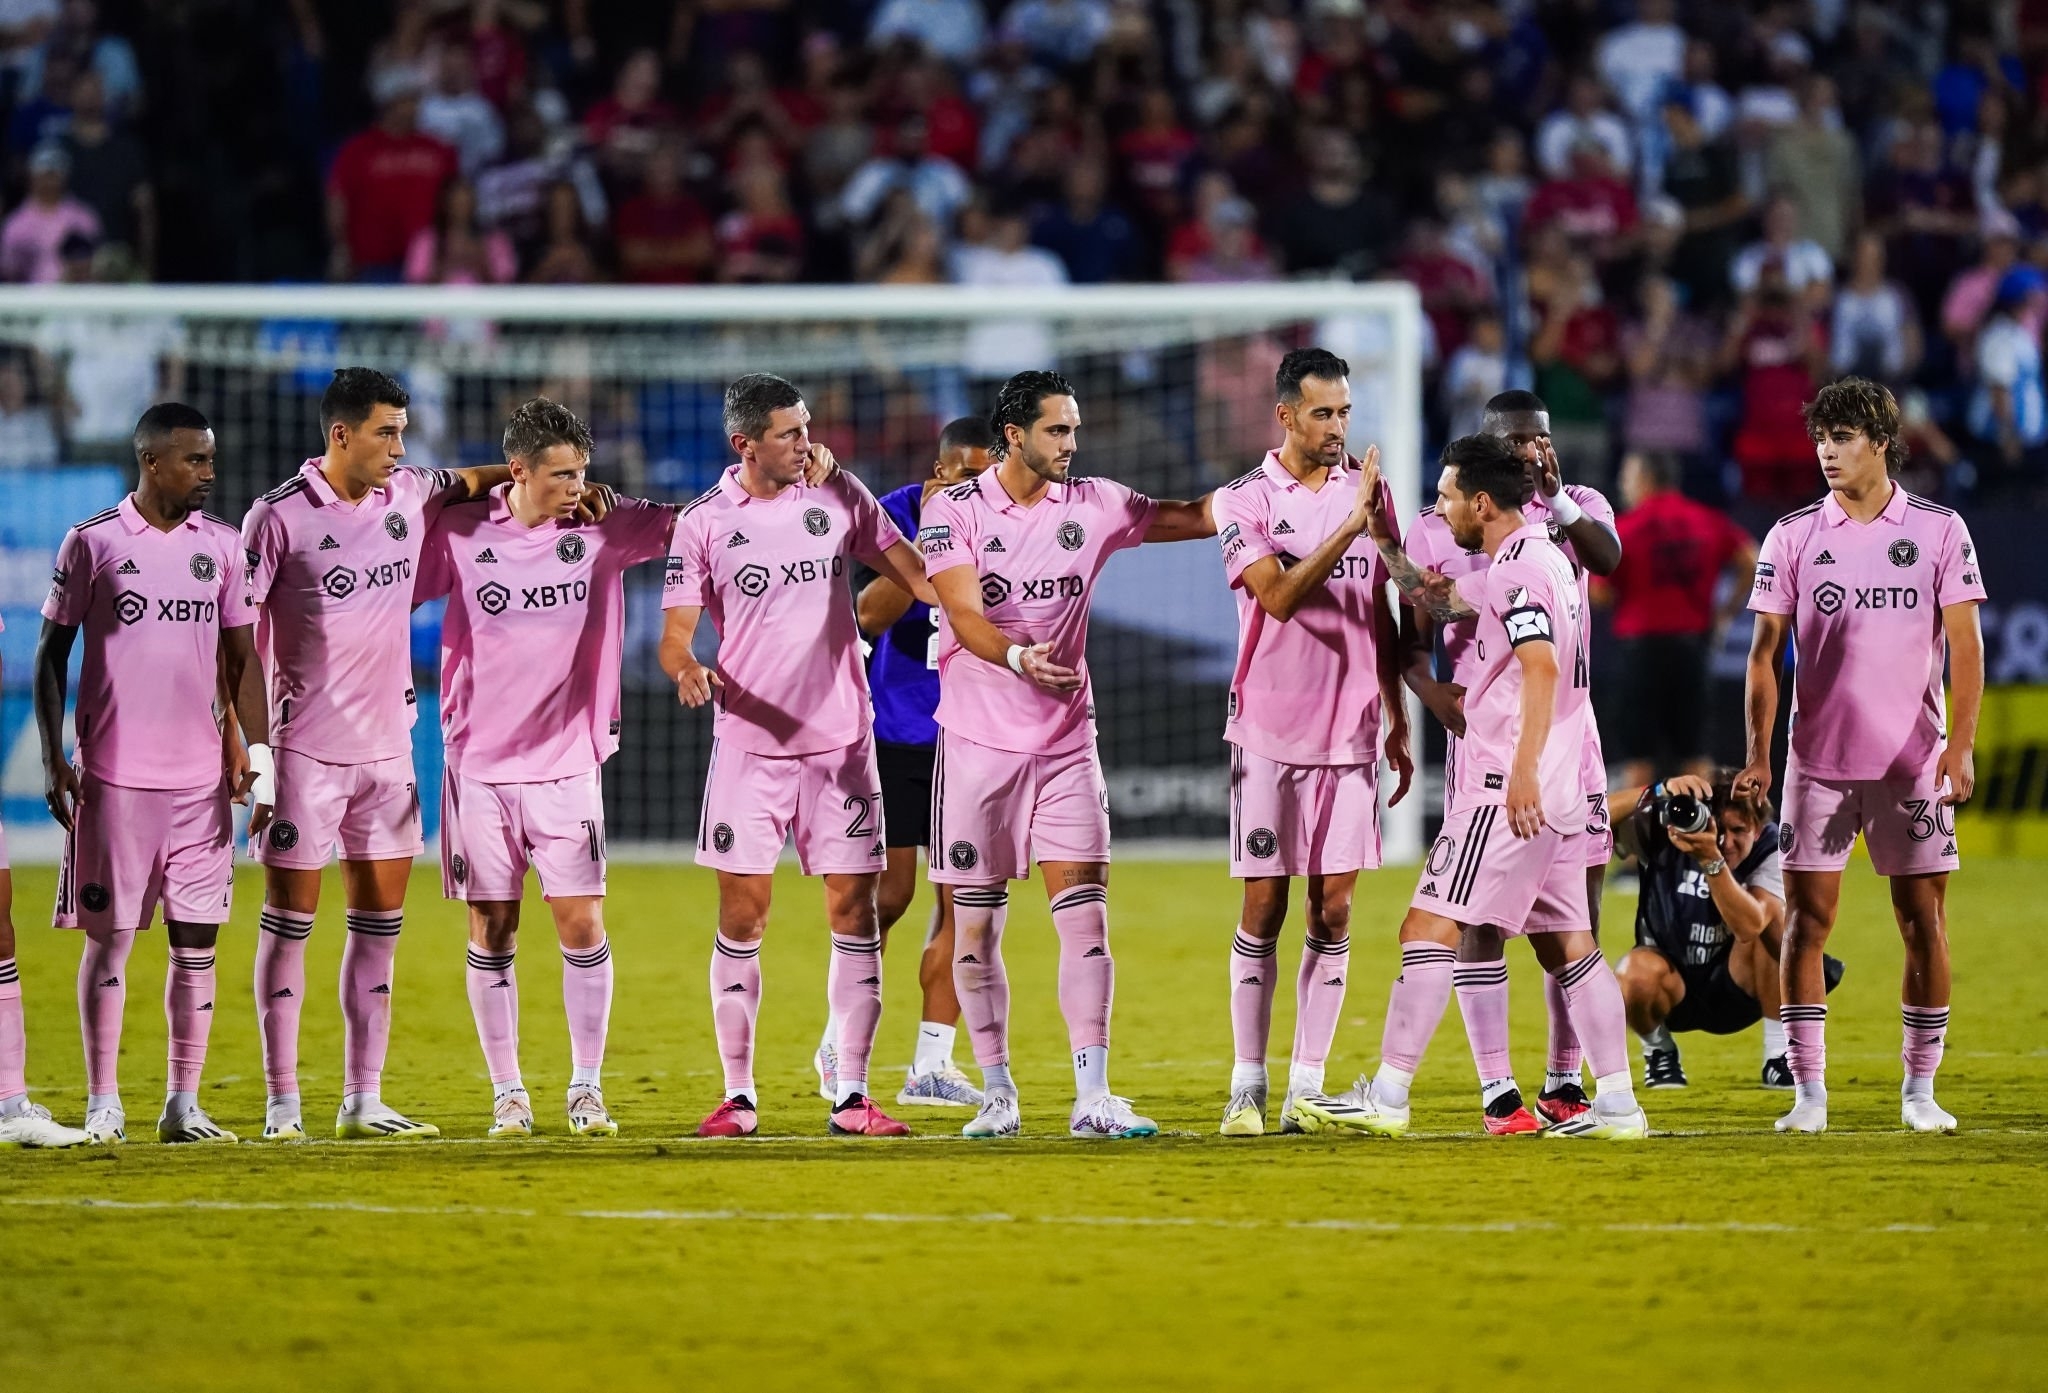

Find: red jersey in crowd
<box><xmin>1608</xmin><ymin>491</ymin><xmax>1754</xmax><ymax>639</ymax></box>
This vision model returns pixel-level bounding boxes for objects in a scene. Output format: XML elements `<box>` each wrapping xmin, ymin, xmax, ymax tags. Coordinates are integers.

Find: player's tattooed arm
<box><xmin>1937</xmin><ymin>601</ymin><xmax>1985</xmax><ymax>805</ymax></box>
<box><xmin>32</xmin><ymin>619</ymin><xmax>81</xmax><ymax>831</ymax></box>
<box><xmin>658</xmin><ymin>606</ymin><xmax>722</xmax><ymax>708</ymax></box>
<box><xmin>1354</xmin><ymin>445</ymin><xmax>1477</xmax><ymax>622</ymax></box>
<box><xmin>1736</xmin><ymin>610</ymin><xmax>1791</xmax><ymax>802</ymax></box>
<box><xmin>930</xmin><ymin>566</ymin><xmax>1081</xmax><ymax>692</ymax></box>
<box><xmin>1143</xmin><ymin>492</ymin><xmax>1218</xmax><ymax>543</ymax></box>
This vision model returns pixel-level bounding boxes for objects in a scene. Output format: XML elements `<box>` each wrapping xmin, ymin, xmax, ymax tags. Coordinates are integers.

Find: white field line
<box><xmin>0</xmin><ymin>1195</ymin><xmax>1995</xmax><ymax>1235</ymax></box>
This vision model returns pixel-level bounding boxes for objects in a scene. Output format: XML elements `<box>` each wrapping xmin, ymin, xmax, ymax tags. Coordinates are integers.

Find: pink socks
<box><xmin>1228</xmin><ymin>930</ymin><xmax>1277</xmax><ymax>1066</ymax></box>
<box><xmin>1380</xmin><ymin>942</ymin><xmax>1456</xmax><ymax>1074</ymax></box>
<box><xmin>1553</xmin><ymin>950</ymin><xmax>1629</xmax><ymax>1081</ymax></box>
<box><xmin>0</xmin><ymin>958</ymin><xmax>24</xmax><ymax>1104</ymax></box>
<box><xmin>827</xmin><ymin>933</ymin><xmax>882</xmax><ymax>1100</ymax></box>
<box><xmin>709</xmin><ymin>933</ymin><xmax>761</xmax><ymax>1096</ymax></box>
<box><xmin>77</xmin><ymin>927</ymin><xmax>135</xmax><ymax>1097</ymax></box>
<box><xmin>561</xmin><ymin>938</ymin><xmax>613</xmax><ymax>1078</ymax></box>
<box><xmin>465</xmin><ymin>945</ymin><xmax>521</xmax><ymax>1086</ymax></box>
<box><xmin>254</xmin><ymin>906</ymin><xmax>312</xmax><ymax>1096</ymax></box>
<box><xmin>1453</xmin><ymin>959</ymin><xmax>1513</xmax><ymax>1082</ymax></box>
<box><xmin>951</xmin><ymin>887</ymin><xmax>1011</xmax><ymax>1068</ymax></box>
<box><xmin>164</xmin><ymin>947</ymin><xmax>216</xmax><ymax>1094</ymax></box>
<box><xmin>1292</xmin><ymin>935</ymin><xmax>1349</xmax><ymax>1077</ymax></box>
<box><xmin>1544</xmin><ymin>970</ymin><xmax>1583</xmax><ymax>1077</ymax></box>
<box><xmin>1783</xmin><ymin>1002</ymin><xmax>1828</xmax><ymax>1087</ymax></box>
<box><xmin>341</xmin><ymin>910</ymin><xmax>402</xmax><ymax>1097</ymax></box>
<box><xmin>1049</xmin><ymin>885</ymin><xmax>1112</xmax><ymax>1052</ymax></box>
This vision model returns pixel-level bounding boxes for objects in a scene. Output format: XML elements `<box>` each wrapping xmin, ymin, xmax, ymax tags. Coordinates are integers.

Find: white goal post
<box><xmin>0</xmin><ymin>280</ymin><xmax>1426</xmax><ymax>864</ymax></box>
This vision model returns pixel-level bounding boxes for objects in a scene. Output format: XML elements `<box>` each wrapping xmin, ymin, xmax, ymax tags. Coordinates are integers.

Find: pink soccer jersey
<box><xmin>242</xmin><ymin>460</ymin><xmax>460</xmax><ymax>764</ymax></box>
<box><xmin>1449</xmin><ymin>525</ymin><xmax>1593</xmax><ymax>831</ymax></box>
<box><xmin>416</xmin><ymin>488</ymin><xmax>675</xmax><ymax>782</ymax></box>
<box><xmin>1213</xmin><ymin>452</ymin><xmax>1398</xmax><ymax>767</ymax></box>
<box><xmin>42</xmin><ymin>496</ymin><xmax>254</xmax><ymax>790</ymax></box>
<box><xmin>663</xmin><ymin>465</ymin><xmax>904</xmax><ymax>756</ymax></box>
<box><xmin>1749</xmin><ymin>484</ymin><xmax>1986</xmax><ymax>781</ymax></box>
<box><xmin>922</xmin><ymin>468</ymin><xmax>1158</xmax><ymax>757</ymax></box>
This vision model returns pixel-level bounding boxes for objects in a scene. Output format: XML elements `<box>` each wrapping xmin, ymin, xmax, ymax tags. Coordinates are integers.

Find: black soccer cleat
<box><xmin>1760</xmin><ymin>1055</ymin><xmax>1795</xmax><ymax>1090</ymax></box>
<box><xmin>1644</xmin><ymin>1048</ymin><xmax>1688</xmax><ymax>1090</ymax></box>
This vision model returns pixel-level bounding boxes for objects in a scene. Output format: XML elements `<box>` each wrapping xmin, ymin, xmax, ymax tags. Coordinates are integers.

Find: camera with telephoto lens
<box><xmin>1653</xmin><ymin>791</ymin><xmax>1713</xmax><ymax>835</ymax></box>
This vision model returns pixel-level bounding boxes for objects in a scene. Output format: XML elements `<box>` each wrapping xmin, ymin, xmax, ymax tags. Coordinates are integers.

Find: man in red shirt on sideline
<box><xmin>1598</xmin><ymin>450</ymin><xmax>1757</xmax><ymax>789</ymax></box>
<box><xmin>326</xmin><ymin>71</ymin><xmax>458</xmax><ymax>282</ymax></box>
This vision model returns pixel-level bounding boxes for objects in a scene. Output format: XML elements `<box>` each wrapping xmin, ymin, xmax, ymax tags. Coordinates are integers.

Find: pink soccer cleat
<box><xmin>695</xmin><ymin>1097</ymin><xmax>758</xmax><ymax>1138</ymax></box>
<box><xmin>1535</xmin><ymin>1080</ymin><xmax>1592</xmax><ymax>1127</ymax></box>
<box><xmin>1482</xmin><ymin>1090</ymin><xmax>1543</xmax><ymax>1136</ymax></box>
<box><xmin>828</xmin><ymin>1094</ymin><xmax>910</xmax><ymax>1137</ymax></box>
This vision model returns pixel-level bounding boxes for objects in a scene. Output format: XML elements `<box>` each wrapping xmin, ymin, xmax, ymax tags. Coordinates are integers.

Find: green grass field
<box><xmin>1</xmin><ymin>856</ymin><xmax>2043</xmax><ymax>1392</ymax></box>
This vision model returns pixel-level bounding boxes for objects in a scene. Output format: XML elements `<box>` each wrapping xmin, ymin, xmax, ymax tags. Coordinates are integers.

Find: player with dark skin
<box><xmin>34</xmin><ymin>421</ymin><xmax>272</xmax><ymax>964</ymax></box>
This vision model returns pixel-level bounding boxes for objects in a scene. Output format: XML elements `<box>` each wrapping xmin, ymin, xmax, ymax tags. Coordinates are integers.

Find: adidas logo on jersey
<box><xmin>1942</xmin><ymin>840</ymin><xmax>1957</xmax><ymax>856</ymax></box>
<box><xmin>984</xmin><ymin>536</ymin><xmax>1006</xmax><ymax>553</ymax></box>
<box><xmin>1273</xmin><ymin>520</ymin><xmax>1295</xmax><ymax>535</ymax></box>
<box><xmin>116</xmin><ymin>559</ymin><xmax>139</xmax><ymax>574</ymax></box>
<box><xmin>1418</xmin><ymin>881</ymin><xmax>1439</xmax><ymax>897</ymax></box>
<box><xmin>319</xmin><ymin>535</ymin><xmax>340</xmax><ymax>551</ymax></box>
<box><xmin>476</xmin><ymin>548</ymin><xmax>498</xmax><ymax>563</ymax></box>
<box><xmin>1814</xmin><ymin>550</ymin><xmax>1836</xmax><ymax>564</ymax></box>
<box><xmin>727</xmin><ymin>531</ymin><xmax>750</xmax><ymax>548</ymax></box>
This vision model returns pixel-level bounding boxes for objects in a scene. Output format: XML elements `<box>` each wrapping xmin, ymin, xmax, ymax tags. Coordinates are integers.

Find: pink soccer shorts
<box><xmin>441</xmin><ymin>768</ymin><xmax>608</xmax><ymax>901</ymax></box>
<box><xmin>1779</xmin><ymin>756</ymin><xmax>1962</xmax><ymax>877</ymax></box>
<box><xmin>1412</xmin><ymin>801</ymin><xmax>1590</xmax><ymax>936</ymax></box>
<box><xmin>56</xmin><ymin>774</ymin><xmax>233</xmax><ymax>931</ymax></box>
<box><xmin>255</xmin><ymin>749</ymin><xmax>423</xmax><ymax>869</ymax></box>
<box><xmin>1228</xmin><ymin>745</ymin><xmax>1381</xmax><ymax>878</ymax></box>
<box><xmin>695</xmin><ymin>734</ymin><xmax>888</xmax><ymax>876</ymax></box>
<box><xmin>929</xmin><ymin>729</ymin><xmax>1110</xmax><ymax>884</ymax></box>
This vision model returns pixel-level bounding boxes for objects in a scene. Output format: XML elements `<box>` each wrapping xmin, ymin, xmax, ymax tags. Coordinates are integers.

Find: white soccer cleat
<box><xmin>83</xmin><ymin>1105</ymin><xmax>125</xmax><ymax>1144</ymax></box>
<box><xmin>567</xmin><ymin>1085</ymin><xmax>617</xmax><ymax>1137</ymax></box>
<box><xmin>897</xmin><ymin>1064</ymin><xmax>984</xmax><ymax>1108</ymax></box>
<box><xmin>1902</xmin><ymin>1097</ymin><xmax>1957</xmax><ymax>1133</ymax></box>
<box><xmin>487</xmin><ymin>1091</ymin><xmax>534</xmax><ymax>1139</ymax></box>
<box><xmin>1290</xmin><ymin>1079</ymin><xmax>1409</xmax><ymax>1137</ymax></box>
<box><xmin>335</xmin><ymin>1100</ymin><xmax>440</xmax><ymax>1140</ymax></box>
<box><xmin>262</xmin><ymin>1118</ymin><xmax>307</xmax><ymax>1142</ymax></box>
<box><xmin>1219</xmin><ymin>1086</ymin><xmax>1266</xmax><ymax>1137</ymax></box>
<box><xmin>156</xmin><ymin>1104</ymin><xmax>238</xmax><ymax>1145</ymax></box>
<box><xmin>1546</xmin><ymin>1102</ymin><xmax>1650</xmax><ymax>1140</ymax></box>
<box><xmin>962</xmin><ymin>1090</ymin><xmax>1020</xmax><ymax>1138</ymax></box>
<box><xmin>0</xmin><ymin>1103</ymin><xmax>92</xmax><ymax>1149</ymax></box>
<box><xmin>1775</xmin><ymin>1100</ymin><xmax>1829</xmax><ymax>1134</ymax></box>
<box><xmin>814</xmin><ymin>1041</ymin><xmax>839</xmax><ymax>1103</ymax></box>
<box><xmin>1069</xmin><ymin>1093</ymin><xmax>1158</xmax><ymax>1139</ymax></box>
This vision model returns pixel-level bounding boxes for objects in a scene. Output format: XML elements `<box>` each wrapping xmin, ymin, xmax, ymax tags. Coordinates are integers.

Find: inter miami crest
<box><xmin>1889</xmin><ymin>539</ymin><xmax>1919</xmax><ymax>568</ymax></box>
<box><xmin>189</xmin><ymin>553</ymin><xmax>217</xmax><ymax>582</ymax></box>
<box><xmin>1057</xmin><ymin>521</ymin><xmax>1085</xmax><ymax>551</ymax></box>
<box><xmin>1245</xmin><ymin>827</ymin><xmax>1278</xmax><ymax>859</ymax></box>
<box><xmin>451</xmin><ymin>853</ymin><xmax>468</xmax><ymax>885</ymax></box>
<box><xmin>268</xmin><ymin>820</ymin><xmax>301</xmax><ymax>851</ymax></box>
<box><xmin>803</xmin><ymin>507</ymin><xmax>832</xmax><ymax>537</ymax></box>
<box><xmin>948</xmin><ymin>840</ymin><xmax>978</xmax><ymax>871</ymax></box>
<box><xmin>383</xmin><ymin>511</ymin><xmax>408</xmax><ymax>541</ymax></box>
<box><xmin>712</xmin><ymin>823</ymin><xmax>736</xmax><ymax>853</ymax></box>
<box><xmin>557</xmin><ymin>533</ymin><xmax>586</xmax><ymax>564</ymax></box>
<box><xmin>81</xmin><ymin>883</ymin><xmax>110</xmax><ymax>912</ymax></box>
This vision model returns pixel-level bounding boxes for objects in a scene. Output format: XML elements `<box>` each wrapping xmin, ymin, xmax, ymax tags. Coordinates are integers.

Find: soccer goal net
<box><xmin>0</xmin><ymin>282</ymin><xmax>1425</xmax><ymax>862</ymax></box>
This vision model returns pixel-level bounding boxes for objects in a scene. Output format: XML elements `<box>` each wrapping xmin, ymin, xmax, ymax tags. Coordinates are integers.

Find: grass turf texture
<box><xmin>1</xmin><ymin>857</ymin><xmax>2043</xmax><ymax>1392</ymax></box>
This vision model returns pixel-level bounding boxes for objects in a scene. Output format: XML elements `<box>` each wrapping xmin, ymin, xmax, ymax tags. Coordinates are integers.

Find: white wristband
<box><xmin>1547</xmin><ymin>488</ymin><xmax>1583</xmax><ymax>526</ymax></box>
<box><xmin>1006</xmin><ymin>644</ymin><xmax>1027</xmax><ymax>674</ymax></box>
<box><xmin>246</xmin><ymin>742</ymin><xmax>277</xmax><ymax>807</ymax></box>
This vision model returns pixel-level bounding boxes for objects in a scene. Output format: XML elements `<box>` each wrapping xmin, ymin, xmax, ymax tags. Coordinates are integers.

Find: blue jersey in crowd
<box><xmin>868</xmin><ymin>482</ymin><xmax>943</xmax><ymax>747</ymax></box>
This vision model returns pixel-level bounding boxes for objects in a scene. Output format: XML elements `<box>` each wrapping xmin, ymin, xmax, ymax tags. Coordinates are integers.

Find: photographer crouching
<box><xmin>1612</xmin><ymin>771</ymin><xmax>1843</xmax><ymax>1091</ymax></box>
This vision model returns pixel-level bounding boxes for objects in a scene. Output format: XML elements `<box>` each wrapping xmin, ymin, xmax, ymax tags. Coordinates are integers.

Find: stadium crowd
<box><xmin>1</xmin><ymin>2</ymin><xmax>2047</xmax><ymax>505</ymax></box>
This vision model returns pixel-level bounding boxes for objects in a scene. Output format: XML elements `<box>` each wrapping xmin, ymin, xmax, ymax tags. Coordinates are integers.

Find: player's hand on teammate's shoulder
<box><xmin>804</xmin><ymin>442</ymin><xmax>839</xmax><ymax>486</ymax></box>
<box><xmin>673</xmin><ymin>652</ymin><xmax>724</xmax><ymax>708</ymax></box>
<box><xmin>574</xmin><ymin>481</ymin><xmax>616</xmax><ymax>523</ymax></box>
<box><xmin>1016</xmin><ymin>641</ymin><xmax>1082</xmax><ymax>693</ymax></box>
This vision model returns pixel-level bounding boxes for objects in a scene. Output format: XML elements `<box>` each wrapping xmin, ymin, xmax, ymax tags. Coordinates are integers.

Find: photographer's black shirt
<box><xmin>1633</xmin><ymin>815</ymin><xmax>1784</xmax><ymax>972</ymax></box>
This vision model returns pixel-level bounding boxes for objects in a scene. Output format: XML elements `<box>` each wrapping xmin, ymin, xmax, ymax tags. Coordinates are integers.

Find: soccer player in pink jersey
<box><xmin>922</xmin><ymin>370</ymin><xmax>1217</xmax><ymax>1140</ymax></box>
<box><xmin>34</xmin><ymin>403</ymin><xmax>271</xmax><ymax>1145</ymax></box>
<box><xmin>1737</xmin><ymin>378</ymin><xmax>1986</xmax><ymax>1134</ymax></box>
<box><xmin>1401</xmin><ymin>389</ymin><xmax>1623</xmax><ymax>1132</ymax></box>
<box><xmin>0</xmin><ymin>626</ymin><xmax>91</xmax><ymax>1148</ymax></box>
<box><xmin>660</xmin><ymin>373</ymin><xmax>935</xmax><ymax>1139</ymax></box>
<box><xmin>241</xmin><ymin>367</ymin><xmax>519</xmax><ymax>1142</ymax></box>
<box><xmin>1209</xmin><ymin>348</ymin><xmax>1414</xmax><ymax>1138</ymax></box>
<box><xmin>1294</xmin><ymin>434</ymin><xmax>1649</xmax><ymax>1140</ymax></box>
<box><xmin>415</xmin><ymin>399</ymin><xmax>676</xmax><ymax>1140</ymax></box>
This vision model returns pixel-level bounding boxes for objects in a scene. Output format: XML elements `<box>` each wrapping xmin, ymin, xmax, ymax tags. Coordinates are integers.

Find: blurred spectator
<box><xmin>1765</xmin><ymin>77</ymin><xmax>1860</xmax><ymax>263</ymax></box>
<box><xmin>1869</xmin><ymin>122</ymin><xmax>1974</xmax><ymax>315</ymax></box>
<box><xmin>1198</xmin><ymin>330</ymin><xmax>1286</xmax><ymax>469</ymax></box>
<box><xmin>953</xmin><ymin>204</ymin><xmax>1067</xmax><ymax>387</ymax></box>
<box><xmin>0</xmin><ymin>0</ymin><xmax>56</xmax><ymax>89</ymax></box>
<box><xmin>1657</xmin><ymin>94</ymin><xmax>1748</xmax><ymax>311</ymax></box>
<box><xmin>840</xmin><ymin>113</ymin><xmax>971</xmax><ymax>234</ymax></box>
<box><xmin>1116</xmin><ymin>86</ymin><xmax>1196</xmax><ymax>229</ymax></box>
<box><xmin>1730</xmin><ymin>195</ymin><xmax>1832</xmax><ymax>308</ymax></box>
<box><xmin>367</xmin><ymin>1</ymin><xmax>437</xmax><ymax>107</ymax></box>
<box><xmin>1398</xmin><ymin>218</ymin><xmax>1490</xmax><ymax>358</ymax></box>
<box><xmin>869</xmin><ymin>0</ymin><xmax>989</xmax><ymax>68</ymax></box>
<box><xmin>1966</xmin><ymin>265</ymin><xmax>2048</xmax><ymax>488</ymax></box>
<box><xmin>8</xmin><ymin>48</ymin><xmax>73</xmax><ymax>153</ymax></box>
<box><xmin>1897</xmin><ymin>387</ymin><xmax>1962</xmax><ymax>497</ymax></box>
<box><xmin>1941</xmin><ymin>211</ymin><xmax>2040</xmax><ymax>352</ymax></box>
<box><xmin>326</xmin><ymin>70</ymin><xmax>458</xmax><ymax>282</ymax></box>
<box><xmin>1270</xmin><ymin>127</ymin><xmax>1392</xmax><ymax>278</ymax></box>
<box><xmin>1442</xmin><ymin>309</ymin><xmax>1507</xmax><ymax>440</ymax></box>
<box><xmin>696</xmin><ymin>50</ymin><xmax>820</xmax><ymax>165</ymax></box>
<box><xmin>1031</xmin><ymin>159</ymin><xmax>1139</xmax><ymax>284</ymax></box>
<box><xmin>969</xmin><ymin>36</ymin><xmax>1047</xmax><ymax>168</ymax></box>
<box><xmin>60</xmin><ymin>70</ymin><xmax>149</xmax><ymax>275</ymax></box>
<box><xmin>870</xmin><ymin>203</ymin><xmax>948</xmax><ymax>285</ymax></box>
<box><xmin>583</xmin><ymin>49</ymin><xmax>680</xmax><ymax>183</ymax></box>
<box><xmin>1932</xmin><ymin>31</ymin><xmax>2021</xmax><ymax>139</ymax></box>
<box><xmin>475</xmin><ymin>100</ymin><xmax>608</xmax><ymax>265</ymax></box>
<box><xmin>1473</xmin><ymin>128</ymin><xmax>1533</xmax><ymax>236</ymax></box>
<box><xmin>525</xmin><ymin>179</ymin><xmax>601</xmax><ymax>283</ymax></box>
<box><xmin>34</xmin><ymin>299</ymin><xmax>180</xmax><ymax>458</ymax></box>
<box><xmin>1529</xmin><ymin>249</ymin><xmax>1622</xmax><ymax>481</ymax></box>
<box><xmin>1596</xmin><ymin>0</ymin><xmax>1683</xmax><ymax>126</ymax></box>
<box><xmin>404</xmin><ymin>180</ymin><xmax>516</xmax><ymax>285</ymax></box>
<box><xmin>716</xmin><ymin>165</ymin><xmax>804</xmax><ymax>284</ymax></box>
<box><xmin>1525</xmin><ymin>139</ymin><xmax>1639</xmax><ymax>264</ymax></box>
<box><xmin>419</xmin><ymin>44</ymin><xmax>505</xmax><ymax>180</ymax></box>
<box><xmin>0</xmin><ymin>355</ymin><xmax>58</xmax><ymax>468</ymax></box>
<box><xmin>805</xmin><ymin>79</ymin><xmax>874</xmax><ymax>216</ymax></box>
<box><xmin>467</xmin><ymin>0</ymin><xmax>532</xmax><ymax>111</ymax></box>
<box><xmin>1831</xmin><ymin>231</ymin><xmax>1922</xmax><ymax>383</ymax></box>
<box><xmin>613</xmin><ymin>143</ymin><xmax>712</xmax><ymax>284</ymax></box>
<box><xmin>20</xmin><ymin>1</ymin><xmax>139</xmax><ymax>119</ymax></box>
<box><xmin>1601</xmin><ymin>449</ymin><xmax>1758</xmax><ymax>787</ymax></box>
<box><xmin>1000</xmin><ymin>0</ymin><xmax>1112</xmax><ymax>72</ymax></box>
<box><xmin>1721</xmin><ymin>269</ymin><xmax>1828</xmax><ymax>500</ymax></box>
<box><xmin>1171</xmin><ymin>196</ymin><xmax>1275</xmax><ymax>284</ymax></box>
<box><xmin>1623</xmin><ymin>273</ymin><xmax>1717</xmax><ymax>470</ymax></box>
<box><xmin>1</xmin><ymin>144</ymin><xmax>99</xmax><ymax>282</ymax></box>
<box><xmin>884</xmin><ymin>56</ymin><xmax>979</xmax><ymax>172</ymax></box>
<box><xmin>1535</xmin><ymin>72</ymin><xmax>1631</xmax><ymax>181</ymax></box>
